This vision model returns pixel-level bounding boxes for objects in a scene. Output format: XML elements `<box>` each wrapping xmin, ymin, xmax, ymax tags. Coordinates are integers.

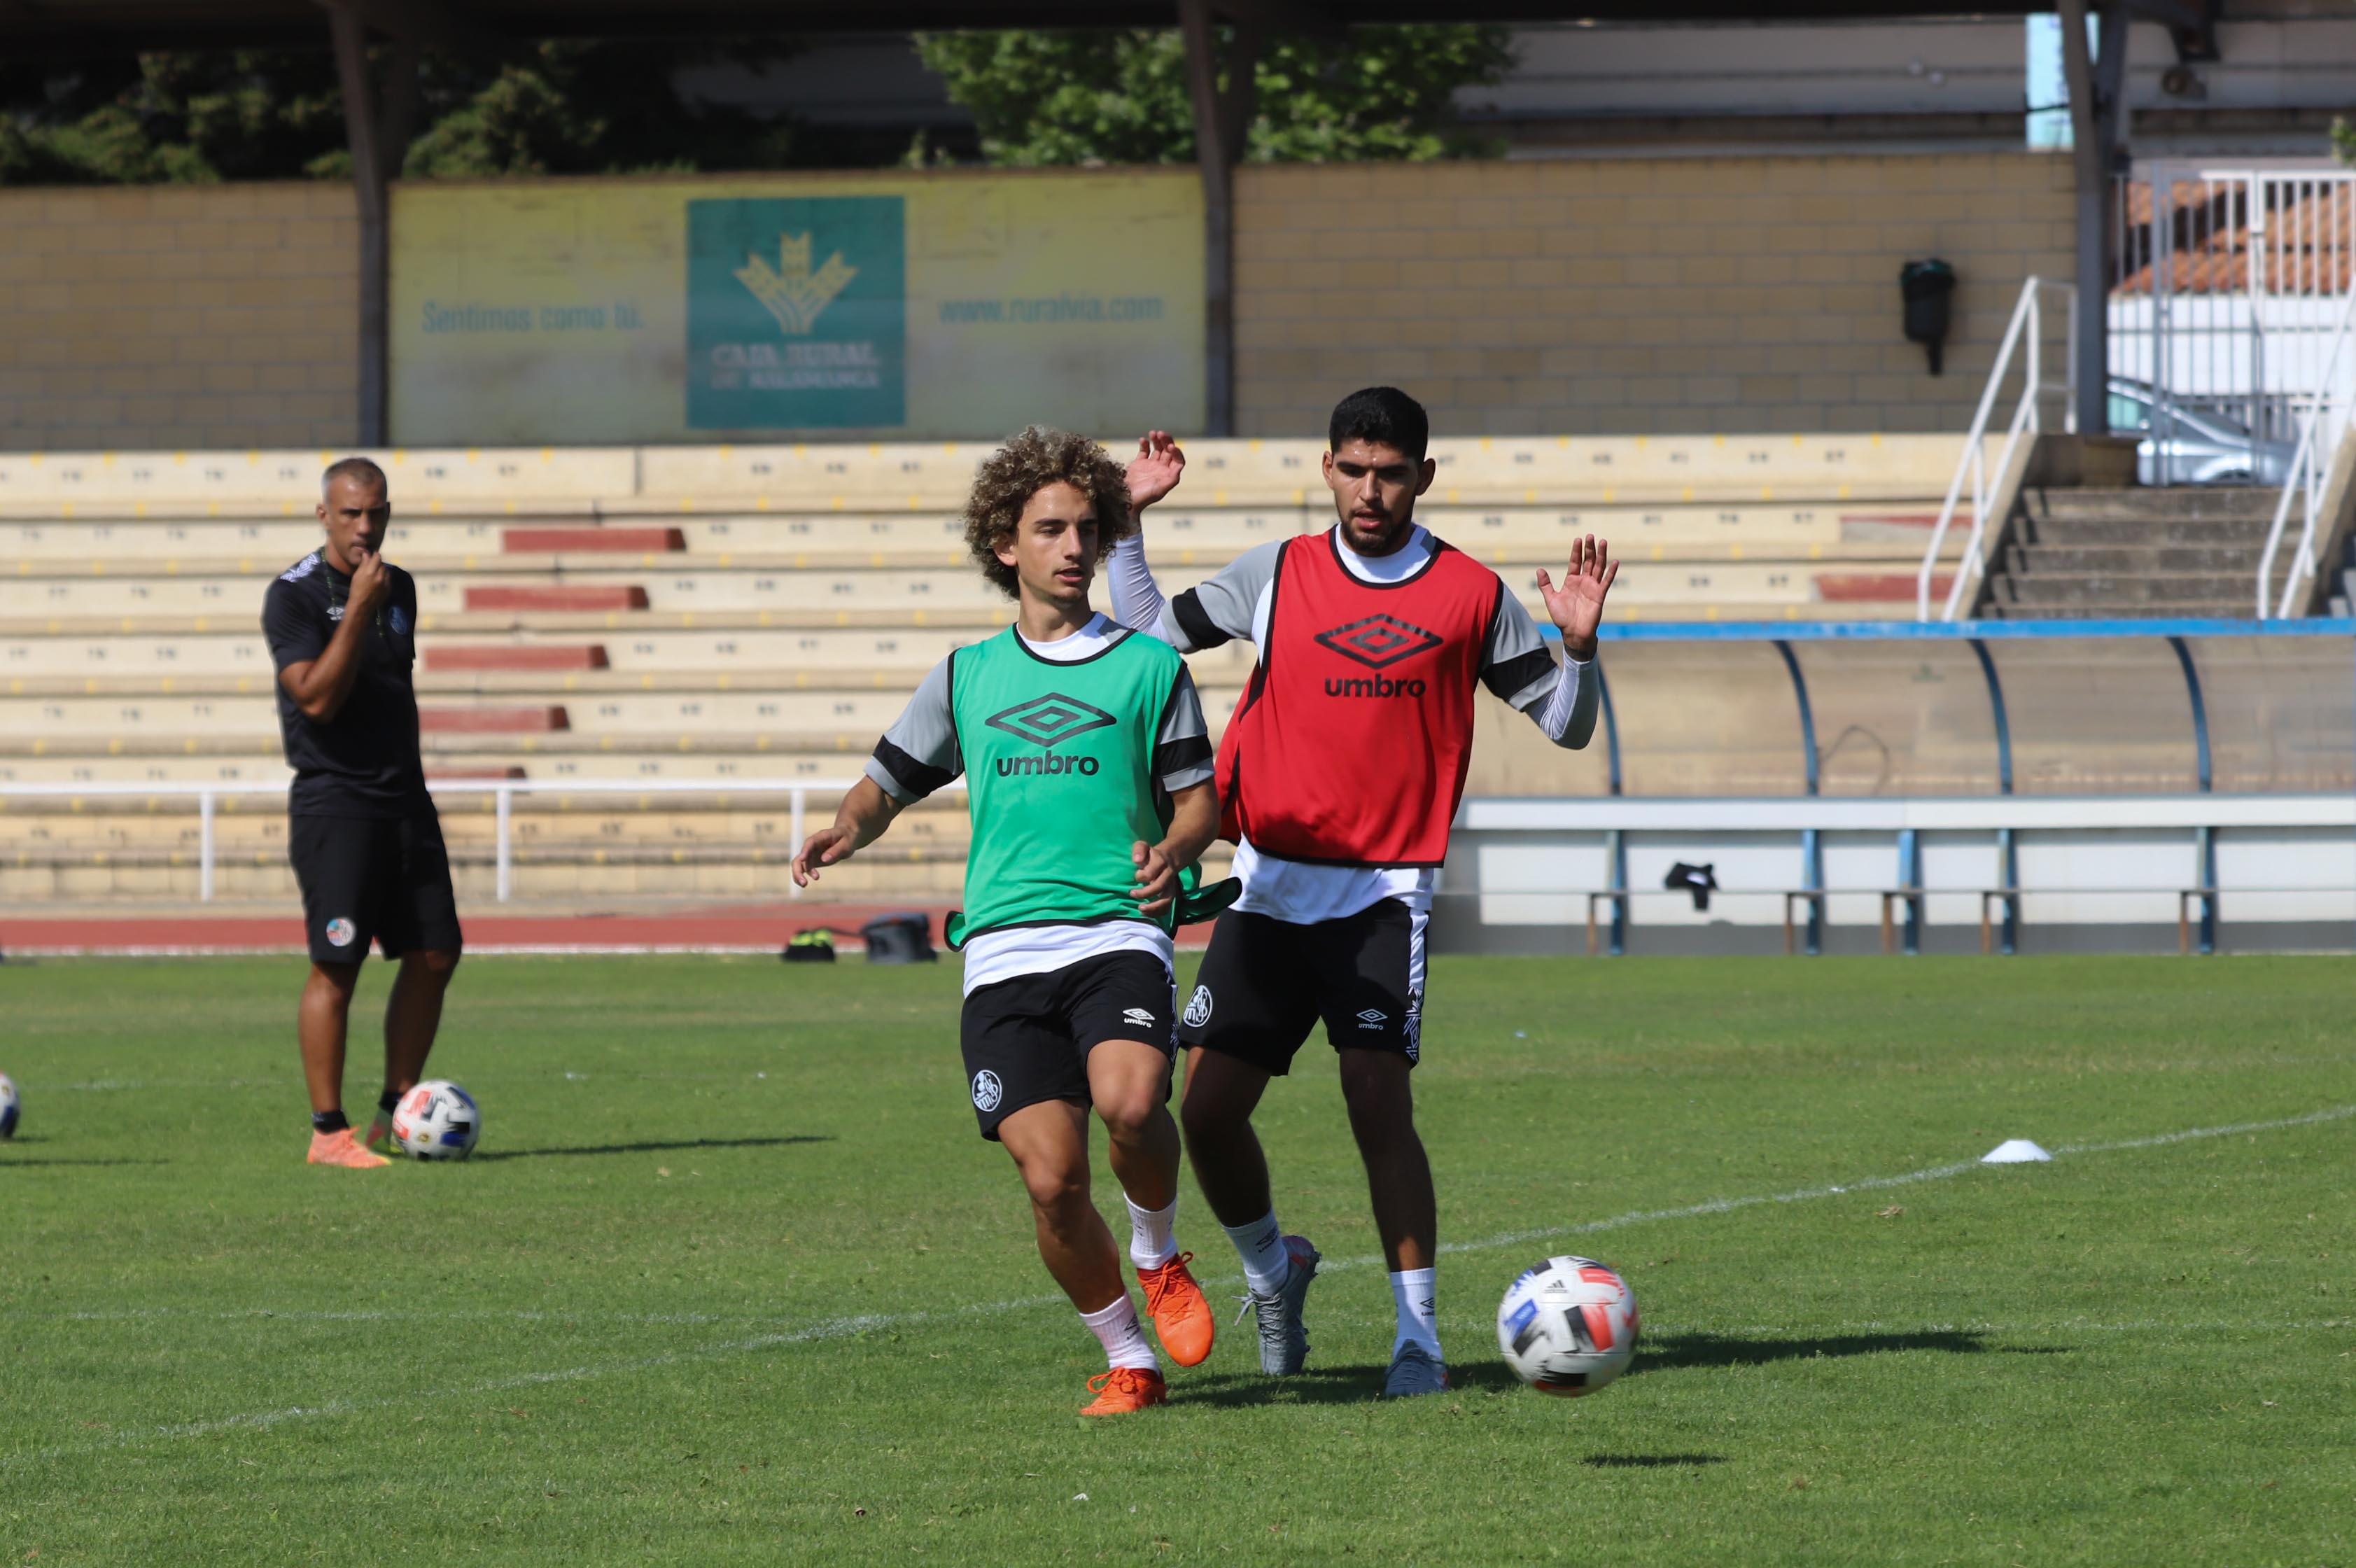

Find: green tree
<box><xmin>913</xmin><ymin>25</ymin><xmax>1514</xmax><ymax>167</ymax></box>
<box><xmin>0</xmin><ymin>52</ymin><xmax>346</xmax><ymax>184</ymax></box>
<box><xmin>398</xmin><ymin>42</ymin><xmax>804</xmax><ymax>178</ymax></box>
<box><xmin>0</xmin><ymin>40</ymin><xmax>882</xmax><ymax>186</ymax></box>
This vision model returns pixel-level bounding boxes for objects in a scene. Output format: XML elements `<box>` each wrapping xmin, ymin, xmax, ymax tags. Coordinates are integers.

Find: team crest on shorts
<box><xmin>971</xmin><ymin>1070</ymin><xmax>1003</xmax><ymax>1112</ymax></box>
<box><xmin>325</xmin><ymin>917</ymin><xmax>357</xmax><ymax>948</ymax></box>
<box><xmin>1182</xmin><ymin>984</ymin><xmax>1212</xmax><ymax>1029</ymax></box>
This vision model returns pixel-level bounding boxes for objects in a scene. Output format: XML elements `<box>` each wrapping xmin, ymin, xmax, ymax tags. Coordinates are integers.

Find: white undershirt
<box><xmin>1105</xmin><ymin>523</ymin><xmax>1597</xmax><ymax>928</ymax></box>
<box><xmin>1228</xmin><ymin>531</ymin><xmax>1443</xmax><ymax>925</ymax></box>
<box><xmin>956</xmin><ymin>614</ymin><xmax>1177</xmax><ymax>996</ymax></box>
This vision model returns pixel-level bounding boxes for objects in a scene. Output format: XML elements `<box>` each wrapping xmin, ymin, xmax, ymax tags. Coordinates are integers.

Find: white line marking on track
<box><xmin>8</xmin><ymin>1101</ymin><xmax>2349</xmax><ymax>1469</ymax></box>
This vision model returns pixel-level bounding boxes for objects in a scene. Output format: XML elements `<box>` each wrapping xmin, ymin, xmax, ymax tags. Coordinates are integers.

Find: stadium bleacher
<box><xmin>0</xmin><ymin>434</ymin><xmax>1976</xmax><ymax>904</ymax></box>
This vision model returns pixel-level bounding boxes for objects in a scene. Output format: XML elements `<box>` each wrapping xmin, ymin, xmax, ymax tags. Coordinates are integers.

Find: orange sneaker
<box><xmin>1137</xmin><ymin>1252</ymin><xmax>1215</xmax><ymax>1367</ymax></box>
<box><xmin>307</xmin><ymin>1128</ymin><xmax>390</xmax><ymax>1169</ymax></box>
<box><xmin>1079</xmin><ymin>1366</ymin><xmax>1167</xmax><ymax>1416</ymax></box>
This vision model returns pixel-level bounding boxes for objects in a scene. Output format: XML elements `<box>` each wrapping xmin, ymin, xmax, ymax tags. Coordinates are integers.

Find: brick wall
<box><xmin>0</xmin><ymin>183</ymin><xmax>358</xmax><ymax>452</ymax></box>
<box><xmin>1232</xmin><ymin>153</ymin><xmax>2077</xmax><ymax>437</ymax></box>
<box><xmin>0</xmin><ymin>155</ymin><xmax>2074</xmax><ymax>451</ymax></box>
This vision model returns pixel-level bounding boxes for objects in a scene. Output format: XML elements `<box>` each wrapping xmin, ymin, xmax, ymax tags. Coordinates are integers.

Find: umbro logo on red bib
<box><xmin>1314</xmin><ymin>615</ymin><xmax>1441</xmax><ymax>670</ymax></box>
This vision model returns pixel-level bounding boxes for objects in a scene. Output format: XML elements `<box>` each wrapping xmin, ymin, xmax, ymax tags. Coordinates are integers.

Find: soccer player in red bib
<box><xmin>1111</xmin><ymin>387</ymin><xmax>1617</xmax><ymax>1396</ymax></box>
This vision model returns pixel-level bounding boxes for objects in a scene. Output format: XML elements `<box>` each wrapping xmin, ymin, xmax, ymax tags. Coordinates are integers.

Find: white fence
<box><xmin>2112</xmin><ymin>164</ymin><xmax>2356</xmax><ymax>475</ymax></box>
<box><xmin>1454</xmin><ymin>794</ymin><xmax>2356</xmax><ymax>954</ymax></box>
<box><xmin>1916</xmin><ymin>276</ymin><xmax>2075</xmax><ymax>621</ymax></box>
<box><xmin>0</xmin><ymin>777</ymin><xmax>950</xmax><ymax>903</ymax></box>
<box><xmin>2254</xmin><ymin>284</ymin><xmax>2356</xmax><ymax>617</ymax></box>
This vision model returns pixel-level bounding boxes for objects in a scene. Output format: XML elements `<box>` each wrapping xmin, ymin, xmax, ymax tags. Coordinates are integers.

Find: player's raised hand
<box><xmin>1126</xmin><ymin>430</ymin><xmax>1185</xmax><ymax>514</ymax></box>
<box><xmin>792</xmin><ymin>824</ymin><xmax>860</xmax><ymax>888</ymax></box>
<box><xmin>1130</xmin><ymin>837</ymin><xmax>1180</xmax><ymax>916</ymax></box>
<box><xmin>1536</xmin><ymin>534</ymin><xmax>1618</xmax><ymax>662</ymax></box>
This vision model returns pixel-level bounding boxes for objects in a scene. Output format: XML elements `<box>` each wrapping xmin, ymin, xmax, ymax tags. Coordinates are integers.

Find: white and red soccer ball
<box><xmin>0</xmin><ymin>1072</ymin><xmax>18</xmax><ymax>1140</ymax></box>
<box><xmin>1497</xmin><ymin>1255</ymin><xmax>1639</xmax><ymax>1396</ymax></box>
<box><xmin>391</xmin><ymin>1079</ymin><xmax>480</xmax><ymax>1161</ymax></box>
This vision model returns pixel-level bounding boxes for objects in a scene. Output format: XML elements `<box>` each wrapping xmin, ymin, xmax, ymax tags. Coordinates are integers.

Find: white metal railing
<box><xmin>1918</xmin><ymin>276</ymin><xmax>2077</xmax><ymax>622</ymax></box>
<box><xmin>0</xmin><ymin>777</ymin><xmax>960</xmax><ymax>903</ymax></box>
<box><xmin>2254</xmin><ymin>281</ymin><xmax>2356</xmax><ymax>618</ymax></box>
<box><xmin>2112</xmin><ymin>166</ymin><xmax>2356</xmax><ymax>482</ymax></box>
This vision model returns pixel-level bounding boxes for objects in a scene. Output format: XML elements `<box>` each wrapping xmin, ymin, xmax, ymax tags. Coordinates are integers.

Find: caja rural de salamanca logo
<box><xmin>734</xmin><ymin>234</ymin><xmax>856</xmax><ymax>335</ymax></box>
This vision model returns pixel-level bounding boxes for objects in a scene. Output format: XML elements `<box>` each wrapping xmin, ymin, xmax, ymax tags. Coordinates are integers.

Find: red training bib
<box><xmin>1214</xmin><ymin>531</ymin><xmax>1502</xmax><ymax>869</ymax></box>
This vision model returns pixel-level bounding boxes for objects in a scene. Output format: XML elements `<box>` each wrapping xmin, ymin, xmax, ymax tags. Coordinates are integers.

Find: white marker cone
<box><xmin>1982</xmin><ymin>1139</ymin><xmax>2052</xmax><ymax>1164</ymax></box>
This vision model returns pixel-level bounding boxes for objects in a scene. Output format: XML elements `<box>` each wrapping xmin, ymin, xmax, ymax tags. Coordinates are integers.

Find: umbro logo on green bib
<box><xmin>986</xmin><ymin>694</ymin><xmax>1117</xmax><ymax>750</ymax></box>
<box><xmin>985</xmin><ymin>692</ymin><xmax>1112</xmax><ymax>778</ymax></box>
<box><xmin>950</xmin><ymin>626</ymin><xmax>1179</xmax><ymax>941</ymax></box>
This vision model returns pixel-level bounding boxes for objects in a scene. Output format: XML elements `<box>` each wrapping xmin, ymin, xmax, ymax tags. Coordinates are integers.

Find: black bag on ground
<box><xmin>780</xmin><ymin>929</ymin><xmax>838</xmax><ymax>964</ymax></box>
<box><xmin>860</xmin><ymin>912</ymin><xmax>937</xmax><ymax>965</ymax></box>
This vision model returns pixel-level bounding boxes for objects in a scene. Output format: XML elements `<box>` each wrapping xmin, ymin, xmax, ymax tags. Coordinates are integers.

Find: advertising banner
<box><xmin>390</xmin><ymin>171</ymin><xmax>1205</xmax><ymax>444</ymax></box>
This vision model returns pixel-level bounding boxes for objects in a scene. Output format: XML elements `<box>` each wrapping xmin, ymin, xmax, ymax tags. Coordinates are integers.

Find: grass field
<box><xmin>3</xmin><ymin>954</ymin><xmax>2353</xmax><ymax>1566</ymax></box>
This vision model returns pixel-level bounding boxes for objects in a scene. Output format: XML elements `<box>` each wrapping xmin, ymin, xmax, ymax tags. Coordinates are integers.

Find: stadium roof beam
<box><xmin>1177</xmin><ymin>0</ymin><xmax>1244</xmax><ymax>438</ymax></box>
<box><xmin>0</xmin><ymin>1</ymin><xmax>2227</xmax><ymax>55</ymax></box>
<box><xmin>308</xmin><ymin>0</ymin><xmax>468</xmax><ymax>46</ymax></box>
<box><xmin>2133</xmin><ymin>0</ymin><xmax>2220</xmax><ymax>63</ymax></box>
<box><xmin>321</xmin><ymin>1</ymin><xmax>421</xmax><ymax>446</ymax></box>
<box><xmin>2060</xmin><ymin>0</ymin><xmax>2129</xmax><ymax>440</ymax></box>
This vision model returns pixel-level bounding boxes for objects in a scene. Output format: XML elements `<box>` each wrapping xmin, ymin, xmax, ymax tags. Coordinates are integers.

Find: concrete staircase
<box><xmin>1982</xmin><ymin>486</ymin><xmax>2290</xmax><ymax>620</ymax></box>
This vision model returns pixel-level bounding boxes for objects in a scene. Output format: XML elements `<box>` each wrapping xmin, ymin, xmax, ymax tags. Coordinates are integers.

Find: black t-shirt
<box><xmin>260</xmin><ymin>550</ymin><xmax>431</xmax><ymax>819</ymax></box>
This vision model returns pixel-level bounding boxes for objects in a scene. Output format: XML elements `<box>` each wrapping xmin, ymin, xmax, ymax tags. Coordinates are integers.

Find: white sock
<box><xmin>1079</xmin><ymin>1294</ymin><xmax>1160</xmax><ymax>1372</ymax></box>
<box><xmin>1125</xmin><ymin>1195</ymin><xmax>1179</xmax><ymax>1272</ymax></box>
<box><xmin>1223</xmin><ymin>1212</ymin><xmax>1290</xmax><ymax>1296</ymax></box>
<box><xmin>1390</xmin><ymin>1267</ymin><xmax>1440</xmax><ymax>1359</ymax></box>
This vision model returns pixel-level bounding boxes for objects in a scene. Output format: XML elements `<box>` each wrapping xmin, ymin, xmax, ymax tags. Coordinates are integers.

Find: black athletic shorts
<box><xmin>288</xmin><ymin>811</ymin><xmax>463</xmax><ymax>966</ymax></box>
<box><xmin>1177</xmin><ymin>898</ymin><xmax>1428</xmax><ymax>1076</ymax></box>
<box><xmin>959</xmin><ymin>951</ymin><xmax>1176</xmax><ymax>1141</ymax></box>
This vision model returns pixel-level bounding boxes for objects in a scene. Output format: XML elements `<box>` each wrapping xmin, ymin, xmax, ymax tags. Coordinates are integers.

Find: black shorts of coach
<box><xmin>288</xmin><ymin>811</ymin><xmax>464</xmax><ymax>967</ymax></box>
<box><xmin>1177</xmin><ymin>898</ymin><xmax>1427</xmax><ymax>1076</ymax></box>
<box><xmin>958</xmin><ymin>951</ymin><xmax>1177</xmax><ymax>1141</ymax></box>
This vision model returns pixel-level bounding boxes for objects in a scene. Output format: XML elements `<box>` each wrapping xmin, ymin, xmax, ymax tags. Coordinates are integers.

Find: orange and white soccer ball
<box><xmin>1497</xmin><ymin>1255</ymin><xmax>1639</xmax><ymax>1396</ymax></box>
<box><xmin>391</xmin><ymin>1079</ymin><xmax>480</xmax><ymax>1161</ymax></box>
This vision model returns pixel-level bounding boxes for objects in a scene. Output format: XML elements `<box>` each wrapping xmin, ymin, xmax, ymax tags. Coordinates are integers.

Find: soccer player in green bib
<box><xmin>792</xmin><ymin>426</ymin><xmax>1221</xmax><ymax>1416</ymax></box>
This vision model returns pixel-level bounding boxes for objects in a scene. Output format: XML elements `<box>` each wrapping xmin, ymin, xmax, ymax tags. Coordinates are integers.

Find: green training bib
<box><xmin>943</xmin><ymin>626</ymin><xmax>1188</xmax><ymax>949</ymax></box>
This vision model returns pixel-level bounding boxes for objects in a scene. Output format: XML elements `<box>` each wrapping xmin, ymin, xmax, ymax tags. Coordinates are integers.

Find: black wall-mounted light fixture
<box><xmin>1900</xmin><ymin>258</ymin><xmax>1958</xmax><ymax>375</ymax></box>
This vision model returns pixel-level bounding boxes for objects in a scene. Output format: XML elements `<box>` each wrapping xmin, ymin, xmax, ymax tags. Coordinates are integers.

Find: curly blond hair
<box><xmin>962</xmin><ymin>426</ymin><xmax>1135</xmax><ymax>599</ymax></box>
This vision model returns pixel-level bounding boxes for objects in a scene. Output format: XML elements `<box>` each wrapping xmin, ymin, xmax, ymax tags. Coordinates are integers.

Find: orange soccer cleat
<box><xmin>1080</xmin><ymin>1366</ymin><xmax>1167</xmax><ymax>1417</ymax></box>
<box><xmin>1136</xmin><ymin>1252</ymin><xmax>1215</xmax><ymax>1367</ymax></box>
<box><xmin>307</xmin><ymin>1128</ymin><xmax>391</xmax><ymax>1169</ymax></box>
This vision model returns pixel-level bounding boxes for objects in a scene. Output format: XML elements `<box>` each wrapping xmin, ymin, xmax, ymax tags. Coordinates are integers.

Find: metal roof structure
<box><xmin>1</xmin><ymin>0</ymin><xmax>2220</xmax><ymax>56</ymax></box>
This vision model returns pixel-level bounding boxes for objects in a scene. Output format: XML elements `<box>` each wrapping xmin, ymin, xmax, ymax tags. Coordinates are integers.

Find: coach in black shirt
<box><xmin>261</xmin><ymin>456</ymin><xmax>462</xmax><ymax>1169</ymax></box>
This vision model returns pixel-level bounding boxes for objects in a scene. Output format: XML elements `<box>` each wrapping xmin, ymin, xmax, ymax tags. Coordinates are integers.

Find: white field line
<box><xmin>1401</xmin><ymin>1102</ymin><xmax>2356</xmax><ymax>1275</ymax></box>
<box><xmin>3</xmin><ymin>1294</ymin><xmax>1064</xmax><ymax>1470</ymax></box>
<box><xmin>5</xmin><ymin>1100</ymin><xmax>2350</xmax><ymax>1471</ymax></box>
